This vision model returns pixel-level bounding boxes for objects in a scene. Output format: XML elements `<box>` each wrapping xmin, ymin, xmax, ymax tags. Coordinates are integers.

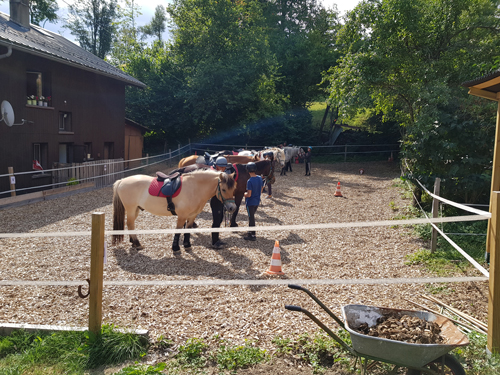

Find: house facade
<box><xmin>0</xmin><ymin>0</ymin><xmax>146</xmax><ymax>198</ymax></box>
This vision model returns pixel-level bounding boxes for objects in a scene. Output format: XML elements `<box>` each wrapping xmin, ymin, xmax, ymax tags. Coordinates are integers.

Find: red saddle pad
<box><xmin>148</xmin><ymin>177</ymin><xmax>182</xmax><ymax>198</ymax></box>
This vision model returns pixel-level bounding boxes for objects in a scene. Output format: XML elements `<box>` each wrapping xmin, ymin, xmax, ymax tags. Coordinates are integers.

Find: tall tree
<box><xmin>167</xmin><ymin>0</ymin><xmax>285</xmax><ymax>136</ymax></box>
<box><xmin>64</xmin><ymin>0</ymin><xmax>119</xmax><ymax>59</ymax></box>
<box><xmin>262</xmin><ymin>0</ymin><xmax>340</xmax><ymax>108</ymax></box>
<box><xmin>325</xmin><ymin>0</ymin><xmax>500</xmax><ymax>202</ymax></box>
<box><xmin>110</xmin><ymin>0</ymin><xmax>144</xmax><ymax>67</ymax></box>
<box><xmin>29</xmin><ymin>0</ymin><xmax>58</xmax><ymax>27</ymax></box>
<box><xmin>140</xmin><ymin>5</ymin><xmax>167</xmax><ymax>42</ymax></box>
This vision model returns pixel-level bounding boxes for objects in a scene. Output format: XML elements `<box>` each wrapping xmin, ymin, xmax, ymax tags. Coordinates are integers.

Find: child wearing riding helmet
<box><xmin>210</xmin><ymin>157</ymin><xmax>235</xmax><ymax>249</ymax></box>
<box><xmin>243</xmin><ymin>162</ymin><xmax>263</xmax><ymax>241</ymax></box>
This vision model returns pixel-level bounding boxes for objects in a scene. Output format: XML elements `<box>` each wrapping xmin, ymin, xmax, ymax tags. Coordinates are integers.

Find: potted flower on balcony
<box><xmin>45</xmin><ymin>96</ymin><xmax>51</xmax><ymax>107</ymax></box>
<box><xmin>38</xmin><ymin>96</ymin><xmax>45</xmax><ymax>106</ymax></box>
<box><xmin>28</xmin><ymin>95</ymin><xmax>36</xmax><ymax>105</ymax></box>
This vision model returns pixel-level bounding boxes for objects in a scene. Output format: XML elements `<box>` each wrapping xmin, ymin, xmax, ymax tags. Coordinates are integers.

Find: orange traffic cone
<box><xmin>265</xmin><ymin>240</ymin><xmax>284</xmax><ymax>275</ymax></box>
<box><xmin>334</xmin><ymin>181</ymin><xmax>343</xmax><ymax>197</ymax></box>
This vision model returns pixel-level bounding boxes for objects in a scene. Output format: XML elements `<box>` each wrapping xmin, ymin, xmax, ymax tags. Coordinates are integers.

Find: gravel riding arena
<box><xmin>0</xmin><ymin>161</ymin><xmax>488</xmax><ymax>354</ymax></box>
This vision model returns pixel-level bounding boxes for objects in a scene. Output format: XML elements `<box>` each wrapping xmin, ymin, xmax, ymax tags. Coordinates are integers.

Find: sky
<box><xmin>0</xmin><ymin>0</ymin><xmax>360</xmax><ymax>43</ymax></box>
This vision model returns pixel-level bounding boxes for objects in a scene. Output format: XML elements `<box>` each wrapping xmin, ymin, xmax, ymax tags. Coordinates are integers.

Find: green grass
<box><xmin>308</xmin><ymin>101</ymin><xmax>328</xmax><ymax>128</ymax></box>
<box><xmin>0</xmin><ymin>325</ymin><xmax>149</xmax><ymax>374</ymax></box>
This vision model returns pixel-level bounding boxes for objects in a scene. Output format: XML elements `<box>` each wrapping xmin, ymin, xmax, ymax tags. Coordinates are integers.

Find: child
<box><xmin>244</xmin><ymin>162</ymin><xmax>263</xmax><ymax>241</ymax></box>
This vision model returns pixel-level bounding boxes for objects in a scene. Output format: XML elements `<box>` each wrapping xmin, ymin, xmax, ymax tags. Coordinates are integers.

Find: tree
<box><xmin>325</xmin><ymin>0</ymin><xmax>500</xmax><ymax>203</ymax></box>
<box><xmin>262</xmin><ymin>0</ymin><xmax>341</xmax><ymax>108</ymax></box>
<box><xmin>109</xmin><ymin>0</ymin><xmax>144</xmax><ymax>67</ymax></box>
<box><xmin>29</xmin><ymin>0</ymin><xmax>58</xmax><ymax>27</ymax></box>
<box><xmin>167</xmin><ymin>0</ymin><xmax>286</xmax><ymax>136</ymax></box>
<box><xmin>64</xmin><ymin>0</ymin><xmax>119</xmax><ymax>59</ymax></box>
<box><xmin>140</xmin><ymin>5</ymin><xmax>167</xmax><ymax>42</ymax></box>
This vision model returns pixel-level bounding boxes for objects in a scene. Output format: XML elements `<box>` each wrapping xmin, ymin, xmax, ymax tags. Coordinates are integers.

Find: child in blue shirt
<box><xmin>244</xmin><ymin>162</ymin><xmax>263</xmax><ymax>241</ymax></box>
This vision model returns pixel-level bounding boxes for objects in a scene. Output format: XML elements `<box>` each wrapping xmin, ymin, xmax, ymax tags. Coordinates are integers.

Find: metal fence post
<box><xmin>430</xmin><ymin>177</ymin><xmax>441</xmax><ymax>253</ymax></box>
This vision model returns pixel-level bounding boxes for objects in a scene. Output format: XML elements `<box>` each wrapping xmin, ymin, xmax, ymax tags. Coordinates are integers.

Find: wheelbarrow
<box><xmin>285</xmin><ymin>284</ymin><xmax>469</xmax><ymax>375</ymax></box>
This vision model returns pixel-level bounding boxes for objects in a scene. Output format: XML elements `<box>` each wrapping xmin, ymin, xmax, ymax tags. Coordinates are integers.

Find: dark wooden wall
<box><xmin>0</xmin><ymin>48</ymin><xmax>126</xmax><ymax>197</ymax></box>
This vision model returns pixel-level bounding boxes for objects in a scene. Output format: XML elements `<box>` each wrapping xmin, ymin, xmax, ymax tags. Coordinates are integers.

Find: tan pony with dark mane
<box><xmin>112</xmin><ymin>170</ymin><xmax>237</xmax><ymax>253</ymax></box>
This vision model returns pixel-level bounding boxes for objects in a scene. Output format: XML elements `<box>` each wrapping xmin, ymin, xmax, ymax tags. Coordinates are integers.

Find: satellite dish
<box><xmin>1</xmin><ymin>100</ymin><xmax>25</xmax><ymax>126</ymax></box>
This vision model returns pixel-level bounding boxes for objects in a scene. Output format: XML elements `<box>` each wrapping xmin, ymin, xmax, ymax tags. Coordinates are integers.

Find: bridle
<box><xmin>216</xmin><ymin>177</ymin><xmax>235</xmax><ymax>206</ymax></box>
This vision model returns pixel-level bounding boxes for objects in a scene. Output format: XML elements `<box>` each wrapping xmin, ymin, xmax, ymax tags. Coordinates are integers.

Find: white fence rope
<box><xmin>0</xmin><ymin>215</ymin><xmax>488</xmax><ymax>238</ymax></box>
<box><xmin>0</xmin><ymin>276</ymin><xmax>487</xmax><ymax>287</ymax></box>
<box><xmin>402</xmin><ymin>161</ymin><xmax>490</xmax><ymax>277</ymax></box>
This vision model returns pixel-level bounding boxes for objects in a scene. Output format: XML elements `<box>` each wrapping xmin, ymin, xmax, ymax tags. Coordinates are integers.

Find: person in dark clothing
<box><xmin>285</xmin><ymin>143</ymin><xmax>293</xmax><ymax>172</ymax></box>
<box><xmin>244</xmin><ymin>162</ymin><xmax>263</xmax><ymax>241</ymax></box>
<box><xmin>210</xmin><ymin>157</ymin><xmax>236</xmax><ymax>249</ymax></box>
<box><xmin>304</xmin><ymin>146</ymin><xmax>312</xmax><ymax>176</ymax></box>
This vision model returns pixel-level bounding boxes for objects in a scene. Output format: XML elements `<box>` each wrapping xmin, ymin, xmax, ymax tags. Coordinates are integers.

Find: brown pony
<box><xmin>112</xmin><ymin>170</ymin><xmax>237</xmax><ymax>253</ymax></box>
<box><xmin>178</xmin><ymin>154</ymin><xmax>259</xmax><ymax>168</ymax></box>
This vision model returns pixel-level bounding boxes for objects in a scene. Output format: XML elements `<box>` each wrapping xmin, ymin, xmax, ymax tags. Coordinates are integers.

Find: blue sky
<box><xmin>0</xmin><ymin>0</ymin><xmax>360</xmax><ymax>43</ymax></box>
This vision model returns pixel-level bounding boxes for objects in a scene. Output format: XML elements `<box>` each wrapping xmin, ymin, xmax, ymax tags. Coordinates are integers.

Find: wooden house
<box><xmin>125</xmin><ymin>118</ymin><xmax>149</xmax><ymax>169</ymax></box>
<box><xmin>0</xmin><ymin>0</ymin><xmax>146</xmax><ymax>198</ymax></box>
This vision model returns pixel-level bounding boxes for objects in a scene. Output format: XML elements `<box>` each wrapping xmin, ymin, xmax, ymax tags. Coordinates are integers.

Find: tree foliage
<box><xmin>64</xmin><ymin>0</ymin><xmax>119</xmax><ymax>59</ymax></box>
<box><xmin>140</xmin><ymin>5</ymin><xmax>167</xmax><ymax>42</ymax></box>
<box><xmin>29</xmin><ymin>0</ymin><xmax>58</xmax><ymax>27</ymax></box>
<box><xmin>325</xmin><ymin>0</ymin><xmax>500</xmax><ymax>203</ymax></box>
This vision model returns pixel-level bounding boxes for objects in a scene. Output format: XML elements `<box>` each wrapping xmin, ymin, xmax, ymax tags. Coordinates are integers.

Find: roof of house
<box><xmin>462</xmin><ymin>70</ymin><xmax>500</xmax><ymax>93</ymax></box>
<box><xmin>125</xmin><ymin>118</ymin><xmax>149</xmax><ymax>133</ymax></box>
<box><xmin>0</xmin><ymin>11</ymin><xmax>146</xmax><ymax>89</ymax></box>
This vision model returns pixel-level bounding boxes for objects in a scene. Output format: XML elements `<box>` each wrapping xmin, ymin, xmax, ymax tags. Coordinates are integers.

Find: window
<box><xmin>59</xmin><ymin>112</ymin><xmax>72</xmax><ymax>132</ymax></box>
<box><xmin>33</xmin><ymin>143</ymin><xmax>48</xmax><ymax>170</ymax></box>
<box><xmin>27</xmin><ymin>71</ymin><xmax>51</xmax><ymax>103</ymax></box>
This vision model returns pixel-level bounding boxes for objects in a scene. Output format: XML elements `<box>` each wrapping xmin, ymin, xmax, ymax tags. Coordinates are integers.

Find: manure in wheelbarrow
<box><xmin>354</xmin><ymin>312</ymin><xmax>445</xmax><ymax>344</ymax></box>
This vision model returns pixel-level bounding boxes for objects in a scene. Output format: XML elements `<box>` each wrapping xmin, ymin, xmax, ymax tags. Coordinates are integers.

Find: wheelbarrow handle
<box><xmin>287</xmin><ymin>284</ymin><xmax>345</xmax><ymax>329</ymax></box>
<box><xmin>284</xmin><ymin>304</ymin><xmax>355</xmax><ymax>356</ymax></box>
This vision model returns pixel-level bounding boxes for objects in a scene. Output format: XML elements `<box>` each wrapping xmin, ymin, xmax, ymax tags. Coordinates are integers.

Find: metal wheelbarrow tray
<box><xmin>285</xmin><ymin>284</ymin><xmax>469</xmax><ymax>373</ymax></box>
<box><xmin>342</xmin><ymin>304</ymin><xmax>469</xmax><ymax>368</ymax></box>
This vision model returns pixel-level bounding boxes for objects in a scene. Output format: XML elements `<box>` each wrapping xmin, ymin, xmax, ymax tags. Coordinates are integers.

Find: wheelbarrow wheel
<box><xmin>406</xmin><ymin>354</ymin><xmax>465</xmax><ymax>375</ymax></box>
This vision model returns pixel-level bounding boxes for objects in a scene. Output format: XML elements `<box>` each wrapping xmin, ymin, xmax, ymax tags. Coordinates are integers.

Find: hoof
<box><xmin>172</xmin><ymin>244</ymin><xmax>181</xmax><ymax>252</ymax></box>
<box><xmin>183</xmin><ymin>242</ymin><xmax>192</xmax><ymax>249</ymax></box>
<box><xmin>192</xmin><ymin>222</ymin><xmax>198</xmax><ymax>228</ymax></box>
<box><xmin>132</xmin><ymin>243</ymin><xmax>144</xmax><ymax>250</ymax></box>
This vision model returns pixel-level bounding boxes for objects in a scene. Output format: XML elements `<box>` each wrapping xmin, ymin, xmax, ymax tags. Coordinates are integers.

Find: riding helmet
<box><xmin>215</xmin><ymin>157</ymin><xmax>228</xmax><ymax>168</ymax></box>
<box><xmin>246</xmin><ymin>162</ymin><xmax>257</xmax><ymax>173</ymax></box>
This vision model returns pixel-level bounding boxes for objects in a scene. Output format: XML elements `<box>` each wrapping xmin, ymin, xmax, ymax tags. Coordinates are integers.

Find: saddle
<box><xmin>196</xmin><ymin>152</ymin><xmax>227</xmax><ymax>167</ymax></box>
<box><xmin>148</xmin><ymin>172</ymin><xmax>183</xmax><ymax>215</ymax></box>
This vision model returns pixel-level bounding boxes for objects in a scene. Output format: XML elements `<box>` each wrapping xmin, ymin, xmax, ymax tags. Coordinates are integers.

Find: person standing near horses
<box><xmin>305</xmin><ymin>146</ymin><xmax>312</xmax><ymax>176</ymax></box>
<box><xmin>244</xmin><ymin>162</ymin><xmax>263</xmax><ymax>241</ymax></box>
<box><xmin>210</xmin><ymin>157</ymin><xmax>236</xmax><ymax>249</ymax></box>
<box><xmin>262</xmin><ymin>151</ymin><xmax>274</xmax><ymax>198</ymax></box>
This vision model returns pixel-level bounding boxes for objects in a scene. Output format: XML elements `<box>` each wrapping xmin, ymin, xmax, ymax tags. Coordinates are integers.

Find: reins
<box><xmin>215</xmin><ymin>177</ymin><xmax>235</xmax><ymax>207</ymax></box>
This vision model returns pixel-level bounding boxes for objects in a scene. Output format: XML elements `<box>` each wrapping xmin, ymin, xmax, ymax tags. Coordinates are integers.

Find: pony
<box><xmin>112</xmin><ymin>170</ymin><xmax>237</xmax><ymax>253</ymax></box>
<box><xmin>281</xmin><ymin>146</ymin><xmax>305</xmax><ymax>175</ymax></box>
<box><xmin>182</xmin><ymin>160</ymin><xmax>272</xmax><ymax>228</ymax></box>
<box><xmin>238</xmin><ymin>150</ymin><xmax>258</xmax><ymax>156</ymax></box>
<box><xmin>178</xmin><ymin>154</ymin><xmax>259</xmax><ymax>168</ymax></box>
<box><xmin>258</xmin><ymin>147</ymin><xmax>286</xmax><ymax>168</ymax></box>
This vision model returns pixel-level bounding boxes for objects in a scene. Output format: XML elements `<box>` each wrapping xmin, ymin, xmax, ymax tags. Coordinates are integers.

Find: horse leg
<box><xmin>127</xmin><ymin>207</ymin><xmax>143</xmax><ymax>250</ymax></box>
<box><xmin>183</xmin><ymin>217</ymin><xmax>196</xmax><ymax>250</ymax></box>
<box><xmin>172</xmin><ymin>217</ymin><xmax>185</xmax><ymax>253</ymax></box>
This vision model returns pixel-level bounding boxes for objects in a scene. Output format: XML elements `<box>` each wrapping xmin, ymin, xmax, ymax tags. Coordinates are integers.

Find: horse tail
<box><xmin>112</xmin><ymin>179</ymin><xmax>125</xmax><ymax>244</ymax></box>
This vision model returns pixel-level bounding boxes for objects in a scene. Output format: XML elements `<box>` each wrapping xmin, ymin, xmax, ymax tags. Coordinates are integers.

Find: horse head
<box><xmin>217</xmin><ymin>172</ymin><xmax>237</xmax><ymax>213</ymax></box>
<box><xmin>275</xmin><ymin>148</ymin><xmax>286</xmax><ymax>167</ymax></box>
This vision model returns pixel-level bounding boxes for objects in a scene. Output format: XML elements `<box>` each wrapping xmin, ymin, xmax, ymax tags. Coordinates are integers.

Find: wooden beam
<box><xmin>89</xmin><ymin>212</ymin><xmax>105</xmax><ymax>335</ymax></box>
<box><xmin>475</xmin><ymin>76</ymin><xmax>500</xmax><ymax>89</ymax></box>
<box><xmin>468</xmin><ymin>88</ymin><xmax>499</xmax><ymax>101</ymax></box>
<box><xmin>489</xmin><ymin>192</ymin><xmax>500</xmax><ymax>353</ymax></box>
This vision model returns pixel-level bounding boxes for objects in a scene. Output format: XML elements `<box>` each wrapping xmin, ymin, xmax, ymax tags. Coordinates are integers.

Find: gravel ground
<box><xmin>0</xmin><ymin>161</ymin><xmax>488</xmax><ymax>358</ymax></box>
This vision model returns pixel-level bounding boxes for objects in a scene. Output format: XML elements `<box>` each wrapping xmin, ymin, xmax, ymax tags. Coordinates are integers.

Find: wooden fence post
<box><xmin>89</xmin><ymin>212</ymin><xmax>105</xmax><ymax>335</ymax></box>
<box><xmin>430</xmin><ymin>177</ymin><xmax>441</xmax><ymax>253</ymax></box>
<box><xmin>8</xmin><ymin>167</ymin><xmax>15</xmax><ymax>197</ymax></box>
<box><xmin>489</xmin><ymin>192</ymin><xmax>500</xmax><ymax>353</ymax></box>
